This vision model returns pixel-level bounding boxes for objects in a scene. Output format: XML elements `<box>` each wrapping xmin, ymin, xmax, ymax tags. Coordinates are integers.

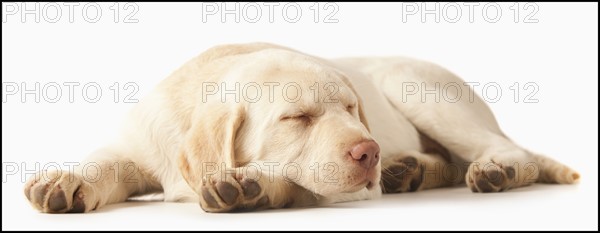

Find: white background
<box><xmin>2</xmin><ymin>2</ymin><xmax>598</xmax><ymax>230</ymax></box>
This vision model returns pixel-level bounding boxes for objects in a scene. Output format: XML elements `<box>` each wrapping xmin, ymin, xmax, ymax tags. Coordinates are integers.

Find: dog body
<box><xmin>24</xmin><ymin>43</ymin><xmax>579</xmax><ymax>213</ymax></box>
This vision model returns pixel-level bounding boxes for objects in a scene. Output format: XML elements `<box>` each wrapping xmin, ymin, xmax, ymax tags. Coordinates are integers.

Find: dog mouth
<box><xmin>366</xmin><ymin>181</ymin><xmax>375</xmax><ymax>190</ymax></box>
<box><xmin>335</xmin><ymin>167</ymin><xmax>381</xmax><ymax>193</ymax></box>
<box><xmin>363</xmin><ymin>176</ymin><xmax>379</xmax><ymax>190</ymax></box>
<box><xmin>353</xmin><ymin>168</ymin><xmax>380</xmax><ymax>191</ymax></box>
<box><xmin>344</xmin><ymin>178</ymin><xmax>376</xmax><ymax>193</ymax></box>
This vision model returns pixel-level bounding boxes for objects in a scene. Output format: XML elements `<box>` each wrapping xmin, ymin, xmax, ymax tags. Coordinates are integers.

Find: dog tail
<box><xmin>533</xmin><ymin>153</ymin><xmax>580</xmax><ymax>184</ymax></box>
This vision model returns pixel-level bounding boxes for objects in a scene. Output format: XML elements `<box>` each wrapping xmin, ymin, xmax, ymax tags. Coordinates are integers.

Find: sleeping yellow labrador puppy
<box><xmin>24</xmin><ymin>42</ymin><xmax>580</xmax><ymax>213</ymax></box>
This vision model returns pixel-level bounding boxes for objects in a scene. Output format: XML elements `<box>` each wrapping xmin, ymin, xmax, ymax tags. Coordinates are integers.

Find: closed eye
<box><xmin>281</xmin><ymin>114</ymin><xmax>311</xmax><ymax>122</ymax></box>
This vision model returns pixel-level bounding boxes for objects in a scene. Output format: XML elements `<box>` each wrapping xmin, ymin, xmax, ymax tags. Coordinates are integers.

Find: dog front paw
<box><xmin>380</xmin><ymin>155</ymin><xmax>425</xmax><ymax>193</ymax></box>
<box><xmin>466</xmin><ymin>159</ymin><xmax>520</xmax><ymax>193</ymax></box>
<box><xmin>200</xmin><ymin>172</ymin><xmax>269</xmax><ymax>213</ymax></box>
<box><xmin>24</xmin><ymin>171</ymin><xmax>99</xmax><ymax>213</ymax></box>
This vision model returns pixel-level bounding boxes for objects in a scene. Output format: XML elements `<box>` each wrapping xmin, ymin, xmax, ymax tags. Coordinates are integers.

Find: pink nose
<box><xmin>349</xmin><ymin>140</ymin><xmax>380</xmax><ymax>169</ymax></box>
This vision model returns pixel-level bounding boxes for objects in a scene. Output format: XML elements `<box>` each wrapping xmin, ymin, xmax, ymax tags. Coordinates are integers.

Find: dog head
<box><xmin>179</xmin><ymin>44</ymin><xmax>381</xmax><ymax>198</ymax></box>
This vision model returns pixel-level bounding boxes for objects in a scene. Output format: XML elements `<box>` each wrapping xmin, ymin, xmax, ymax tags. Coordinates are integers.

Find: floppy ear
<box><xmin>178</xmin><ymin>102</ymin><xmax>245</xmax><ymax>193</ymax></box>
